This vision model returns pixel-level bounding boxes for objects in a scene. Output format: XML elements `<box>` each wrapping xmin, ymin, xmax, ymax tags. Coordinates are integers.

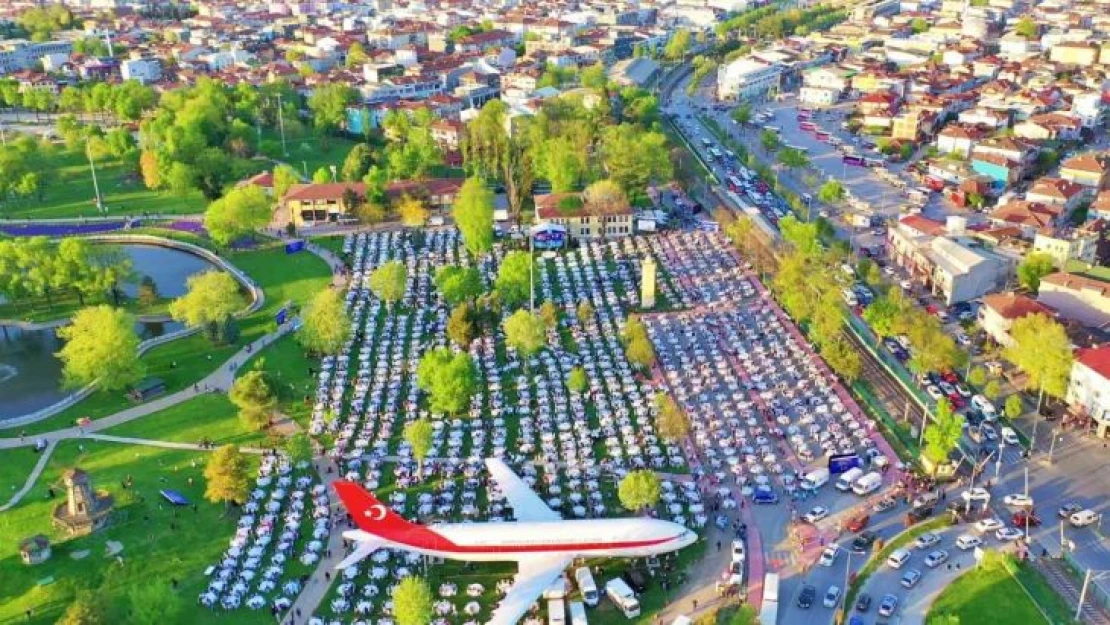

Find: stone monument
<box><xmin>641</xmin><ymin>256</ymin><xmax>657</xmax><ymax>309</ymax></box>
<box><xmin>52</xmin><ymin>468</ymin><xmax>113</xmax><ymax>536</ymax></box>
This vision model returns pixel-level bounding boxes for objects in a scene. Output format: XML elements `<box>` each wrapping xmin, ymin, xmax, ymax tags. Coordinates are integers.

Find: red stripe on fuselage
<box><xmin>396</xmin><ymin>532</ymin><xmax>675</xmax><ymax>554</ymax></box>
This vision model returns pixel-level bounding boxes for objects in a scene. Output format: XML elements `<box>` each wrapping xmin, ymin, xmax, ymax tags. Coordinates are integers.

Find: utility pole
<box><xmin>86</xmin><ymin>137</ymin><xmax>104</xmax><ymax>214</ymax></box>
<box><xmin>1048</xmin><ymin>431</ymin><xmax>1061</xmax><ymax>464</ymax></box>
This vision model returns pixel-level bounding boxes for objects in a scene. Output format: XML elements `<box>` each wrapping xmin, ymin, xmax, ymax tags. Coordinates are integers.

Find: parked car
<box><xmin>996</xmin><ymin>527</ymin><xmax>1024</xmax><ymax>541</ymax></box>
<box><xmin>1070</xmin><ymin>509</ymin><xmax>1099</xmax><ymax>528</ymax></box>
<box><xmin>804</xmin><ymin>506</ymin><xmax>830</xmax><ymax>524</ymax></box>
<box><xmin>847</xmin><ymin>515</ymin><xmax>870</xmax><ymax>532</ymax></box>
<box><xmin>819</xmin><ymin>544</ymin><xmax>839</xmax><ymax>567</ymax></box>
<box><xmin>976</xmin><ymin>518</ymin><xmax>1004</xmax><ymax>533</ymax></box>
<box><xmin>956</xmin><ymin>534</ymin><xmax>983</xmax><ymax>550</ymax></box>
<box><xmin>1059</xmin><ymin>503</ymin><xmax>1084</xmax><ymax>519</ymax></box>
<box><xmin>1003</xmin><ymin>494</ymin><xmax>1034</xmax><ymax>507</ymax></box>
<box><xmin>914</xmin><ymin>532</ymin><xmax>941</xmax><ymax>550</ymax></box>
<box><xmin>873</xmin><ymin>497</ymin><xmax>897</xmax><ymax>513</ymax></box>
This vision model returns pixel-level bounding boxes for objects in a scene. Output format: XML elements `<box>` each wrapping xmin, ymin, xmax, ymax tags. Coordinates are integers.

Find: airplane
<box><xmin>332</xmin><ymin>458</ymin><xmax>698</xmax><ymax>624</ymax></box>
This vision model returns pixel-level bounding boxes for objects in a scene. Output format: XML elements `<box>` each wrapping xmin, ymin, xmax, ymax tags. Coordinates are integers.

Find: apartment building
<box><xmin>717</xmin><ymin>58</ymin><xmax>783</xmax><ymax>100</ymax></box>
<box><xmin>534</xmin><ymin>193</ymin><xmax>633</xmax><ymax>242</ymax></box>
<box><xmin>978</xmin><ymin>292</ymin><xmax>1056</xmax><ymax>347</ymax></box>
<box><xmin>1067</xmin><ymin>345</ymin><xmax>1110</xmax><ymax>437</ymax></box>
<box><xmin>1038</xmin><ymin>272</ymin><xmax>1110</xmax><ymax>329</ymax></box>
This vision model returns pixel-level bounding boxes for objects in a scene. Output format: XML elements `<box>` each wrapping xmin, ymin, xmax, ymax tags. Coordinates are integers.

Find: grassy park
<box><xmin>0</xmin><ymin>448</ymin><xmax>47</xmax><ymax>506</ymax></box>
<box><xmin>926</xmin><ymin>553</ymin><xmax>1065</xmax><ymax>625</ymax></box>
<box><xmin>0</xmin><ymin>439</ymin><xmax>269</xmax><ymax>625</ymax></box>
<box><xmin>103</xmin><ymin>394</ymin><xmax>270</xmax><ymax>448</ymax></box>
<box><xmin>1</xmin><ymin>240</ymin><xmax>332</xmax><ymax>436</ymax></box>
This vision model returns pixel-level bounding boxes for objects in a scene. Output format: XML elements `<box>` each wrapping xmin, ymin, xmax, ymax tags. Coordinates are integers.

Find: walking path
<box><xmin>0</xmin><ymin>440</ymin><xmax>56</xmax><ymax>513</ymax></box>
<box><xmin>281</xmin><ymin>456</ymin><xmax>348</xmax><ymax>625</ymax></box>
<box><xmin>82</xmin><ymin>433</ymin><xmax>268</xmax><ymax>454</ymax></box>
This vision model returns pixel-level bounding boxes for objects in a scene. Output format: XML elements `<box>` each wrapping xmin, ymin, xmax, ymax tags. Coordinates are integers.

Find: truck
<box><xmin>568</xmin><ymin>601</ymin><xmax>588</xmax><ymax>625</ymax></box>
<box><xmin>801</xmin><ymin>468</ymin><xmax>830</xmax><ymax>491</ymax></box>
<box><xmin>548</xmin><ymin>599</ymin><xmax>567</xmax><ymax>625</ymax></box>
<box><xmin>759</xmin><ymin>572</ymin><xmax>780</xmax><ymax>625</ymax></box>
<box><xmin>604</xmin><ymin>578</ymin><xmax>641</xmax><ymax>619</ymax></box>
<box><xmin>835</xmin><ymin>467</ymin><xmax>865</xmax><ymax>492</ymax></box>
<box><xmin>574</xmin><ymin>567</ymin><xmax>599</xmax><ymax>607</ymax></box>
<box><xmin>852</xmin><ymin>471</ymin><xmax>883</xmax><ymax>496</ymax></box>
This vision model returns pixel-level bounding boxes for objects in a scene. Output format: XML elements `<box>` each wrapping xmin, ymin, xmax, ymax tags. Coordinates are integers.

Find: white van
<box><xmin>574</xmin><ymin>567</ymin><xmax>599</xmax><ymax>607</ymax></box>
<box><xmin>604</xmin><ymin>578</ymin><xmax>641</xmax><ymax>618</ymax></box>
<box><xmin>1071</xmin><ymin>509</ymin><xmax>1099</xmax><ymax>528</ymax></box>
<box><xmin>836</xmin><ymin>467</ymin><xmax>865</xmax><ymax>492</ymax></box>
<box><xmin>569</xmin><ymin>601</ymin><xmax>588</xmax><ymax>625</ymax></box>
<box><xmin>887</xmin><ymin>548</ymin><xmax>912</xmax><ymax>569</ymax></box>
<box><xmin>802</xmin><ymin>468</ymin><xmax>830</xmax><ymax>491</ymax></box>
<box><xmin>852</xmin><ymin>471</ymin><xmax>883</xmax><ymax>496</ymax></box>
<box><xmin>548</xmin><ymin>599</ymin><xmax>566</xmax><ymax>625</ymax></box>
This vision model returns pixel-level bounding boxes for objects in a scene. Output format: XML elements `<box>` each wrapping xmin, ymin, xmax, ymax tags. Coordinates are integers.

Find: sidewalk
<box><xmin>281</xmin><ymin>457</ymin><xmax>347</xmax><ymax>625</ymax></box>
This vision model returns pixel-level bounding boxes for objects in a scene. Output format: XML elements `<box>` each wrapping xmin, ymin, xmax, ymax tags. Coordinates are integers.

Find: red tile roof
<box><xmin>899</xmin><ymin>214</ymin><xmax>946</xmax><ymax>236</ymax></box>
<box><xmin>1076</xmin><ymin>345</ymin><xmax>1110</xmax><ymax>380</ymax></box>
<box><xmin>982</xmin><ymin>292</ymin><xmax>1055</xmax><ymax>320</ymax></box>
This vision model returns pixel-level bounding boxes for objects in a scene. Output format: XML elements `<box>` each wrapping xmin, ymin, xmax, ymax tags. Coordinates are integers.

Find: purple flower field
<box><xmin>0</xmin><ymin>222</ymin><xmax>129</xmax><ymax>237</ymax></box>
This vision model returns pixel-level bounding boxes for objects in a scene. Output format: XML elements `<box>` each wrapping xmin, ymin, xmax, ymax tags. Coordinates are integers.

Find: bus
<box><xmin>798</xmin><ymin>121</ymin><xmax>817</xmax><ymax>132</ymax></box>
<box><xmin>843</xmin><ymin>155</ymin><xmax>866</xmax><ymax>167</ymax></box>
<box><xmin>797</xmin><ymin>109</ymin><xmax>813</xmax><ymax>120</ymax></box>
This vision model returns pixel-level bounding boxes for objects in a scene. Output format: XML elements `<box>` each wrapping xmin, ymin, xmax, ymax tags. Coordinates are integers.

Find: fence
<box><xmin>852</xmin><ymin>379</ymin><xmax>919</xmax><ymax>461</ymax></box>
<box><xmin>1064</xmin><ymin>550</ymin><xmax>1110</xmax><ymax>612</ymax></box>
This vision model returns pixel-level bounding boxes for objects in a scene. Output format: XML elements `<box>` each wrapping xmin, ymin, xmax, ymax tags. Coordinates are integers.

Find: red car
<box><xmin>941</xmin><ymin>371</ymin><xmax>960</xmax><ymax>384</ymax></box>
<box><xmin>847</xmin><ymin>515</ymin><xmax>871</xmax><ymax>532</ymax></box>
<box><xmin>1013</xmin><ymin>510</ymin><xmax>1041</xmax><ymax>527</ymax></box>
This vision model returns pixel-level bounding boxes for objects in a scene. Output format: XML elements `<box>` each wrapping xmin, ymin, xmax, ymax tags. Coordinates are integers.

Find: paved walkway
<box><xmin>281</xmin><ymin>457</ymin><xmax>348</xmax><ymax>625</ymax></box>
<box><xmin>83</xmin><ymin>433</ymin><xmax>268</xmax><ymax>454</ymax></box>
<box><xmin>0</xmin><ymin>440</ymin><xmax>56</xmax><ymax>513</ymax></box>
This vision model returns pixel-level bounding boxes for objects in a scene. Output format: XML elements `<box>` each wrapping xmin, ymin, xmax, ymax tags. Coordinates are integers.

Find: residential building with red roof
<box><xmin>1039</xmin><ymin>272</ymin><xmax>1110</xmax><ymax>329</ymax></box>
<box><xmin>1067</xmin><ymin>344</ymin><xmax>1110</xmax><ymax>436</ymax></box>
<box><xmin>534</xmin><ymin>192</ymin><xmax>633</xmax><ymax>242</ymax></box>
<box><xmin>281</xmin><ymin>178</ymin><xmax>463</xmax><ymax>225</ymax></box>
<box><xmin>978</xmin><ymin>292</ymin><xmax>1056</xmax><ymax>347</ymax></box>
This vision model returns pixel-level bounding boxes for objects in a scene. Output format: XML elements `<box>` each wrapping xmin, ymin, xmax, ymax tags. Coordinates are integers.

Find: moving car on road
<box><xmin>976</xmin><ymin>517</ymin><xmax>1004</xmax><ymax>533</ymax></box>
<box><xmin>804</xmin><ymin>506</ymin><xmax>830</xmax><ymax>523</ymax></box>
<box><xmin>1012</xmin><ymin>510</ymin><xmax>1041</xmax><ymax>527</ymax></box>
<box><xmin>797</xmin><ymin>585</ymin><xmax>816</xmax><ymax>609</ymax></box>
<box><xmin>1071</xmin><ymin>509</ymin><xmax>1099</xmax><ymax>528</ymax></box>
<box><xmin>1059</xmin><ymin>503</ymin><xmax>1083</xmax><ymax>519</ymax></box>
<box><xmin>996</xmin><ymin>527</ymin><xmax>1024</xmax><ymax>541</ymax></box>
<box><xmin>855</xmin><ymin>593</ymin><xmax>872</xmax><ymax>612</ymax></box>
<box><xmin>823</xmin><ymin>585</ymin><xmax>842</xmax><ymax>608</ymax></box>
<box><xmin>924</xmin><ymin>549</ymin><xmax>949</xmax><ymax>568</ymax></box>
<box><xmin>956</xmin><ymin>534</ymin><xmax>983</xmax><ymax>550</ymax></box>
<box><xmin>1003</xmin><ymin>494</ymin><xmax>1034</xmax><ymax>507</ymax></box>
<box><xmin>819</xmin><ymin>544</ymin><xmax>839</xmax><ymax>567</ymax></box>
<box><xmin>914</xmin><ymin>532</ymin><xmax>941</xmax><ymax>550</ymax></box>
<box><xmin>901</xmin><ymin>569</ymin><xmax>923</xmax><ymax>589</ymax></box>
<box><xmin>878</xmin><ymin>594</ymin><xmax>899</xmax><ymax>617</ymax></box>
<box><xmin>851</xmin><ymin>531</ymin><xmax>878</xmax><ymax>554</ymax></box>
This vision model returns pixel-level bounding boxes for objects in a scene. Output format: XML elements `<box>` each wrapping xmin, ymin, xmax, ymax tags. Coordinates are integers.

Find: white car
<box><xmin>823</xmin><ymin>585</ymin><xmax>842</xmax><ymax>608</ymax></box>
<box><xmin>1071</xmin><ymin>509</ymin><xmax>1099</xmax><ymax>528</ymax></box>
<box><xmin>962</xmin><ymin>488</ymin><xmax>990</xmax><ymax>502</ymax></box>
<box><xmin>731</xmin><ymin>540</ymin><xmax>746</xmax><ymax>564</ymax></box>
<box><xmin>956</xmin><ymin>534</ymin><xmax>983</xmax><ymax>550</ymax></box>
<box><xmin>804</xmin><ymin>506</ymin><xmax>830</xmax><ymax>524</ymax></box>
<box><xmin>975</xmin><ymin>517</ymin><xmax>1004</xmax><ymax>533</ymax></box>
<box><xmin>914</xmin><ymin>532</ymin><xmax>941</xmax><ymax>550</ymax></box>
<box><xmin>926</xmin><ymin>385</ymin><xmax>945</xmax><ymax>401</ymax></box>
<box><xmin>1003</xmin><ymin>494</ymin><xmax>1034</xmax><ymax>508</ymax></box>
<box><xmin>1001</xmin><ymin>427</ymin><xmax>1020</xmax><ymax>446</ymax></box>
<box><xmin>819</xmin><ymin>544</ymin><xmax>839</xmax><ymax>567</ymax></box>
<box><xmin>996</xmin><ymin>527</ymin><xmax>1024</xmax><ymax>542</ymax></box>
<box><xmin>900</xmin><ymin>279</ymin><xmax>913</xmax><ymax>290</ymax></box>
<box><xmin>971</xmin><ymin>394</ymin><xmax>996</xmax><ymax>416</ymax></box>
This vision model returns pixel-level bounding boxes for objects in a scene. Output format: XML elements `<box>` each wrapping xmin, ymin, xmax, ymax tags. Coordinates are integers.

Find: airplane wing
<box><xmin>488</xmin><ymin>554</ymin><xmax>573</xmax><ymax>625</ymax></box>
<box><xmin>335</xmin><ymin>532</ymin><xmax>386</xmax><ymax>570</ymax></box>
<box><xmin>485</xmin><ymin>458</ymin><xmax>561</xmax><ymax>522</ymax></box>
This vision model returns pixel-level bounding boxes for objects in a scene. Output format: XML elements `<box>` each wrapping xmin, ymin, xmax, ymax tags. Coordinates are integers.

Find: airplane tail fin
<box><xmin>333</xmin><ymin>481</ymin><xmax>419</xmax><ymax>537</ymax></box>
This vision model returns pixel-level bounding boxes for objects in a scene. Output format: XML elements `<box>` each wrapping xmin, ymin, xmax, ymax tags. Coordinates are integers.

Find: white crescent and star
<box><xmin>364</xmin><ymin>504</ymin><xmax>387</xmax><ymax>521</ymax></box>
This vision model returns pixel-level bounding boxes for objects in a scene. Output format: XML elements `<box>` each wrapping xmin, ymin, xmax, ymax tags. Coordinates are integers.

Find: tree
<box><xmin>341</xmin><ymin>143</ymin><xmax>373</xmax><ymax>182</ymax></box>
<box><xmin>923</xmin><ymin>399</ymin><xmax>963</xmax><ymax>474</ymax></box>
<box><xmin>822</xmin><ymin>338</ymin><xmax>862</xmax><ymax>383</ymax></box>
<box><xmin>984</xmin><ymin>379</ymin><xmax>1001</xmax><ymax>400</ymax></box>
<box><xmin>863</xmin><ymin>295</ymin><xmax>905</xmax><ymax>340</ymax></box>
<box><xmin>1015</xmin><ymin>16</ymin><xmax>1038</xmax><ymax>39</ymax></box>
<box><xmin>312</xmin><ymin>167</ymin><xmax>332</xmax><ymax>184</ymax></box>
<box><xmin>203</xmin><ymin>185</ymin><xmax>272</xmax><ymax>246</ymax></box>
<box><xmin>416</xmin><ymin>348</ymin><xmax>479</xmax><ymax>416</ymax></box>
<box><xmin>495</xmin><ymin>251</ymin><xmax>536</xmax><ymax>309</ymax></box>
<box><xmin>396</xmin><ymin>194</ymin><xmax>430</xmax><ymax>227</ymax></box>
<box><xmin>404</xmin><ymin>419</ymin><xmax>435</xmax><ymax>478</ymax></box>
<box><xmin>454</xmin><ymin>177</ymin><xmax>495</xmax><ymax>257</ymax></box>
<box><xmin>230</xmin><ymin>369</ymin><xmax>277</xmax><ymax>430</ymax></box>
<box><xmin>600</xmin><ymin>124</ymin><xmax>672</xmax><ymax>196</ymax></box>
<box><xmin>535</xmin><ymin>136</ymin><xmax>586</xmax><ymax>193</ymax></box>
<box><xmin>392</xmin><ymin>576</ymin><xmax>434</xmax><ymax>625</ymax></box>
<box><xmin>346</xmin><ymin>42</ymin><xmax>369</xmax><ymax>67</ymax></box>
<box><xmin>139</xmin><ymin>150</ymin><xmax>161</xmax><ymax>190</ymax></box>
<box><xmin>127</xmin><ymin>582</ymin><xmax>183</xmax><ymax>625</ymax></box>
<box><xmin>1005</xmin><ymin>313</ymin><xmax>1073</xmax><ymax>406</ymax></box>
<box><xmin>58</xmin><ymin>591</ymin><xmax>107</xmax><ymax>625</ymax></box>
<box><xmin>567</xmin><ymin>366</ymin><xmax>588</xmax><ymax>394</ymax></box>
<box><xmin>663</xmin><ymin>29</ymin><xmax>692</xmax><ymax>61</ymax></box>
<box><xmin>618</xmin><ymin>469</ymin><xmax>662</xmax><ymax>512</ymax></box>
<box><xmin>968</xmin><ymin>366</ymin><xmax>987</xmax><ymax>388</ymax></box>
<box><xmin>817</xmin><ymin>180</ymin><xmax>844</xmax><ymax>204</ymax></box>
<box><xmin>1016</xmin><ymin>252</ymin><xmax>1056</xmax><ymax>293</ymax></box>
<box><xmin>204</xmin><ymin>444</ymin><xmax>251</xmax><ymax>510</ymax></box>
<box><xmin>284</xmin><ymin>432</ymin><xmax>313</xmax><ymax>465</ymax></box>
<box><xmin>910</xmin><ymin>17</ymin><xmax>929</xmax><ymax>33</ymax></box>
<box><xmin>1005</xmin><ymin>394</ymin><xmax>1024</xmax><ymax>419</ymax></box>
<box><xmin>307</xmin><ymin>83</ymin><xmax>358</xmax><ymax>143</ymax></box>
<box><xmin>446</xmin><ymin>303</ymin><xmax>478</xmax><ymax>348</ymax></box>
<box><xmin>539</xmin><ymin>300</ymin><xmax>559</xmax><ymax>330</ymax></box>
<box><xmin>576</xmin><ymin>300</ymin><xmax>595</xmax><ymax>327</ymax></box>
<box><xmin>622</xmin><ymin>314</ymin><xmax>656</xmax><ymax>370</ymax></box>
<box><xmin>760</xmin><ymin>129</ymin><xmax>781</xmax><ymax>152</ymax></box>
<box><xmin>582</xmin><ymin>179</ymin><xmax>631</xmax><ymax>221</ymax></box>
<box><xmin>654</xmin><ymin>392</ymin><xmax>689</xmax><ymax>442</ymax></box>
<box><xmin>503</xmin><ymin>309</ymin><xmax>547</xmax><ymax>368</ymax></box>
<box><xmin>731</xmin><ymin>103</ymin><xmax>752</xmax><ymax>125</ymax></box>
<box><xmin>137</xmin><ymin>275</ymin><xmax>160</xmax><ymax>308</ymax></box>
<box><xmin>56</xmin><ymin>305</ymin><xmax>143</xmax><ymax>391</ymax></box>
<box><xmin>298</xmin><ymin>288</ymin><xmax>352</xmax><ymax>355</ymax></box>
<box><xmin>369</xmin><ymin>261</ymin><xmax>408</xmax><ymax>309</ymax></box>
<box><xmin>581</xmin><ymin>62</ymin><xmax>607</xmax><ymax>89</ymax></box>
<box><xmin>435</xmin><ymin>266</ymin><xmax>484</xmax><ymax>306</ymax></box>
<box><xmin>461</xmin><ymin>100</ymin><xmax>533</xmax><ymax>222</ymax></box>
<box><xmin>273</xmin><ymin>164</ymin><xmax>301</xmax><ymax>203</ymax></box>
<box><xmin>777</xmin><ymin>147</ymin><xmax>810</xmax><ymax>170</ymax></box>
<box><xmin>170</xmin><ymin>271</ymin><xmax>242</xmax><ymax>332</ymax></box>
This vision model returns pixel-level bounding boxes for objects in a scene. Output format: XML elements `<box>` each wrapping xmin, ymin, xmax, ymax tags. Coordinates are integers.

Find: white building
<box><xmin>977</xmin><ymin>292</ymin><xmax>1056</xmax><ymax>347</ymax></box>
<box><xmin>0</xmin><ymin>40</ymin><xmax>73</xmax><ymax>75</ymax></box>
<box><xmin>717</xmin><ymin>57</ymin><xmax>782</xmax><ymax>100</ymax></box>
<box><xmin>1038</xmin><ymin>273</ymin><xmax>1110</xmax><ymax>329</ymax></box>
<box><xmin>1067</xmin><ymin>345</ymin><xmax>1110</xmax><ymax>437</ymax></box>
<box><xmin>120</xmin><ymin>58</ymin><xmax>162</xmax><ymax>84</ymax></box>
<box><xmin>799</xmin><ymin>86</ymin><xmax>839</xmax><ymax>106</ymax></box>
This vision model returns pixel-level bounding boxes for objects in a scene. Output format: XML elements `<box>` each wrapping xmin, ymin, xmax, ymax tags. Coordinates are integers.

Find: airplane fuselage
<box><xmin>344</xmin><ymin>517</ymin><xmax>697</xmax><ymax>562</ymax></box>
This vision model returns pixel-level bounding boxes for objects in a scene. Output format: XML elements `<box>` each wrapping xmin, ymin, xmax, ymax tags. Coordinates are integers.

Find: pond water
<box><xmin>0</xmin><ymin>243</ymin><xmax>221</xmax><ymax>423</ymax></box>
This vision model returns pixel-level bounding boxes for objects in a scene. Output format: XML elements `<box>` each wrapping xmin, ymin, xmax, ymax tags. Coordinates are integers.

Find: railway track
<box><xmin>842</xmin><ymin>327</ymin><xmax>928</xmax><ymax>447</ymax></box>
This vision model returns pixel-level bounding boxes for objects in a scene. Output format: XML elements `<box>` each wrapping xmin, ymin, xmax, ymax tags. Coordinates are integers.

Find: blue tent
<box><xmin>160</xmin><ymin>489</ymin><xmax>190</xmax><ymax>506</ymax></box>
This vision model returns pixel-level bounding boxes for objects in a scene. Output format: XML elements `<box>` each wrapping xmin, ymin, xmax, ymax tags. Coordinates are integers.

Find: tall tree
<box><xmin>403</xmin><ymin>419</ymin><xmax>435</xmax><ymax>478</ymax></box>
<box><xmin>298</xmin><ymin>288</ymin><xmax>352</xmax><ymax>355</ymax></box>
<box><xmin>582</xmin><ymin>180</ymin><xmax>630</xmax><ymax>222</ymax></box>
<box><xmin>416</xmin><ymin>348</ymin><xmax>479</xmax><ymax>416</ymax></box>
<box><xmin>229</xmin><ymin>369</ymin><xmax>277</xmax><ymax>430</ymax></box>
<box><xmin>307</xmin><ymin>83</ymin><xmax>358</xmax><ymax>146</ymax></box>
<box><xmin>461</xmin><ymin>100</ymin><xmax>533</xmax><ymax>221</ymax></box>
<box><xmin>341</xmin><ymin>143</ymin><xmax>373</xmax><ymax>182</ymax></box>
<box><xmin>169</xmin><ymin>271</ymin><xmax>242</xmax><ymax>331</ymax></box>
<box><xmin>435</xmin><ymin>265</ymin><xmax>484</xmax><ymax>306</ymax></box>
<box><xmin>663</xmin><ymin>29</ymin><xmax>692</xmax><ymax>61</ymax></box>
<box><xmin>618</xmin><ymin>470</ymin><xmax>662</xmax><ymax>512</ymax></box>
<box><xmin>1016</xmin><ymin>252</ymin><xmax>1056</xmax><ymax>293</ymax></box>
<box><xmin>567</xmin><ymin>366</ymin><xmax>588</xmax><ymax>394</ymax></box>
<box><xmin>453</xmin><ymin>177</ymin><xmax>495</xmax><ymax>257</ymax></box>
<box><xmin>397</xmin><ymin>194</ymin><xmax>430</xmax><ymax>227</ymax></box>
<box><xmin>369</xmin><ymin>260</ymin><xmax>408</xmax><ymax>309</ymax></box>
<box><xmin>600</xmin><ymin>124</ymin><xmax>672</xmax><ymax>195</ymax></box>
<box><xmin>56</xmin><ymin>306</ymin><xmax>143</xmax><ymax>391</ymax></box>
<box><xmin>392</xmin><ymin>577</ymin><xmax>434</xmax><ymax>625</ymax></box>
<box><xmin>284</xmin><ymin>432</ymin><xmax>313</xmax><ymax>465</ymax></box>
<box><xmin>446</xmin><ymin>303</ymin><xmax>478</xmax><ymax>348</ymax></box>
<box><xmin>1004</xmin><ymin>313</ymin><xmax>1073</xmax><ymax>405</ymax></box>
<box><xmin>535</xmin><ymin>136</ymin><xmax>586</xmax><ymax>192</ymax></box>
<box><xmin>923</xmin><ymin>399</ymin><xmax>963</xmax><ymax>474</ymax></box>
<box><xmin>576</xmin><ymin>300</ymin><xmax>595</xmax><ymax>327</ymax></box>
<box><xmin>495</xmin><ymin>251</ymin><xmax>536</xmax><ymax>309</ymax></box>
<box><xmin>203</xmin><ymin>184</ymin><xmax>272</xmax><ymax>246</ymax></box>
<box><xmin>204</xmin><ymin>444</ymin><xmax>251</xmax><ymax>511</ymax></box>
<box><xmin>503</xmin><ymin>309</ymin><xmax>547</xmax><ymax>366</ymax></box>
<box><xmin>654</xmin><ymin>392</ymin><xmax>689</xmax><ymax>442</ymax></box>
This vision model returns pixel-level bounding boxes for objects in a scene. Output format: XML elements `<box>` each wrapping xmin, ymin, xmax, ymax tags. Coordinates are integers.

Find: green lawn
<box><xmin>257</xmin><ymin>128</ymin><xmax>362</xmax><ymax>180</ymax></box>
<box><xmin>2</xmin><ymin>241</ymin><xmax>332</xmax><ymax>436</ymax></box>
<box><xmin>241</xmin><ymin>333</ymin><xmax>320</xmax><ymax>430</ymax></box>
<box><xmin>0</xmin><ymin>439</ymin><xmax>268</xmax><ymax>625</ymax></box>
<box><xmin>0</xmin><ymin>448</ymin><xmax>46</xmax><ymax>505</ymax></box>
<box><xmin>927</xmin><ymin>554</ymin><xmax>1053</xmax><ymax>625</ymax></box>
<box><xmin>0</xmin><ymin>149</ymin><xmax>208</xmax><ymax>220</ymax></box>
<box><xmin>0</xmin><ymin>289</ymin><xmax>172</xmax><ymax>324</ymax></box>
<box><xmin>1065</xmin><ymin>260</ymin><xmax>1110</xmax><ymax>282</ymax></box>
<box><xmin>103</xmin><ymin>394</ymin><xmax>270</xmax><ymax>448</ymax></box>
<box><xmin>308</xmin><ymin>234</ymin><xmax>347</xmax><ymax>259</ymax></box>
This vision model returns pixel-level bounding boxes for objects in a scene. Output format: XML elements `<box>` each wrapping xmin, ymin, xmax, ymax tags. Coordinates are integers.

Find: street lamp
<box><xmin>1076</xmin><ymin>570</ymin><xmax>1110</xmax><ymax>622</ymax></box>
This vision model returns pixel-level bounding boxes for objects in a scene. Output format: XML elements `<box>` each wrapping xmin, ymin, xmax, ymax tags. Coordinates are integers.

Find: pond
<box><xmin>0</xmin><ymin>243</ymin><xmax>224</xmax><ymax>423</ymax></box>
